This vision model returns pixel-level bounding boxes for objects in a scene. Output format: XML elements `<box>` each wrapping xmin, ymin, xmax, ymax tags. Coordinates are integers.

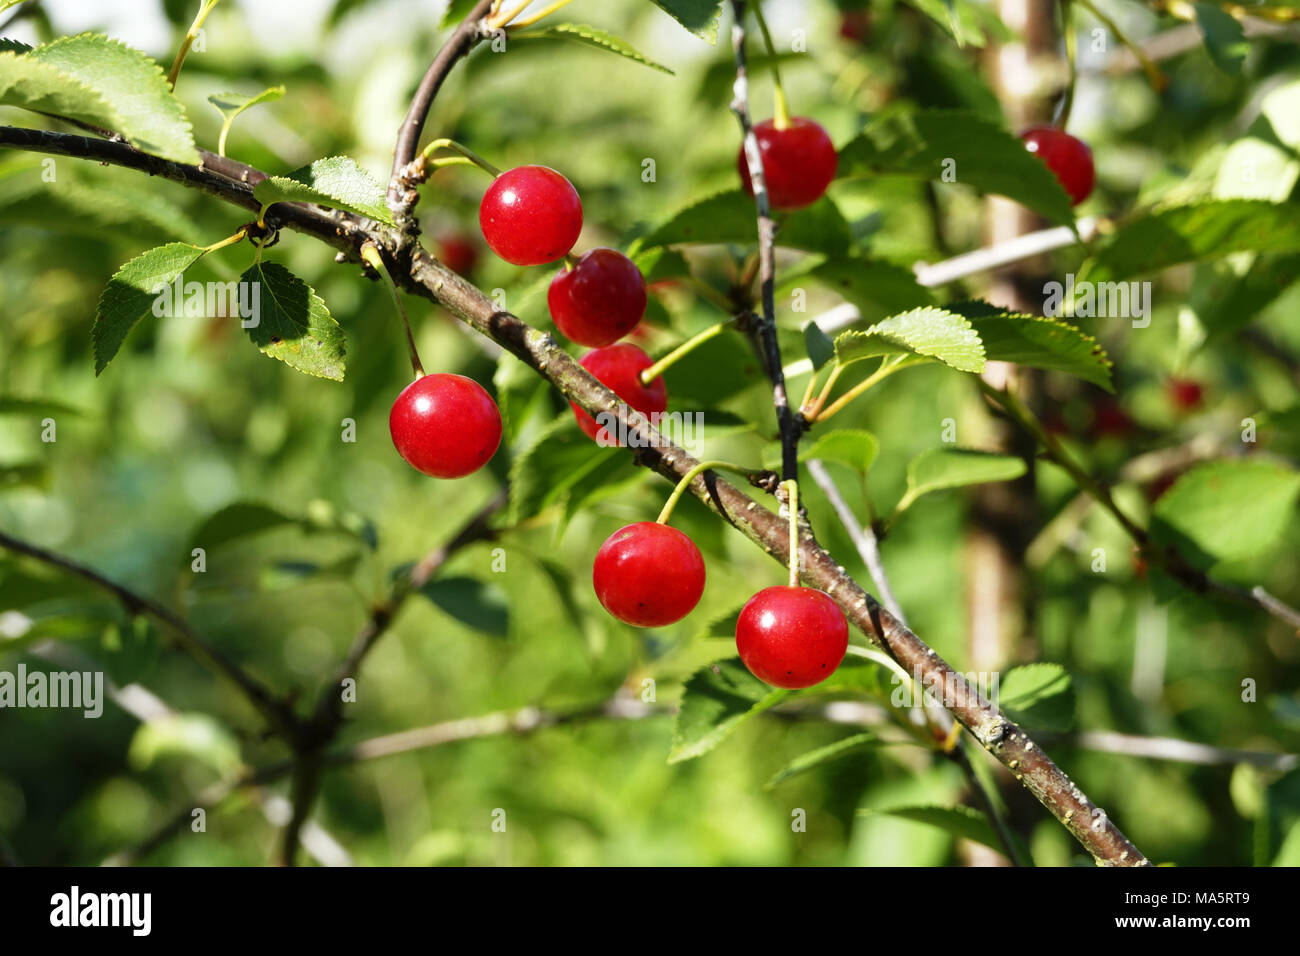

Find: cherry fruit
<box><xmin>1167</xmin><ymin>377</ymin><xmax>1204</xmax><ymax>412</ymax></box>
<box><xmin>592</xmin><ymin>522</ymin><xmax>706</xmax><ymax>626</ymax></box>
<box><xmin>479</xmin><ymin>165</ymin><xmax>582</xmax><ymax>266</ymax></box>
<box><xmin>571</xmin><ymin>343</ymin><xmax>667</xmax><ymax>444</ymax></box>
<box><xmin>548</xmin><ymin>248</ymin><xmax>647</xmax><ymax>346</ymax></box>
<box><xmin>389</xmin><ymin>373</ymin><xmax>502</xmax><ymax>478</ymax></box>
<box><xmin>736</xmin><ymin>585</ymin><xmax>848</xmax><ymax>689</ymax></box>
<box><xmin>436</xmin><ymin>234</ymin><xmax>480</xmax><ymax>275</ymax></box>
<box><xmin>737</xmin><ymin>117</ymin><xmax>838</xmax><ymax>211</ymax></box>
<box><xmin>1020</xmin><ymin>126</ymin><xmax>1095</xmax><ymax>206</ymax></box>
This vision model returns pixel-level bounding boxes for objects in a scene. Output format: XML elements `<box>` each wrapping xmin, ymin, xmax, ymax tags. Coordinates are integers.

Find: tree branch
<box><xmin>0</xmin><ymin>124</ymin><xmax>1148</xmax><ymax>866</ymax></box>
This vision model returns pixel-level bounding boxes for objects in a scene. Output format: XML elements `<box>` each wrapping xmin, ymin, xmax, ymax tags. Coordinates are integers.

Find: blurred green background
<box><xmin>1</xmin><ymin>0</ymin><xmax>1299</xmax><ymax>866</ymax></box>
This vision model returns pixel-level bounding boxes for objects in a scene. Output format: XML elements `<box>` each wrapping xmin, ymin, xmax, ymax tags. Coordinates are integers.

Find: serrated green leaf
<box><xmin>1150</xmin><ymin>460</ymin><xmax>1300</xmax><ymax>571</ymax></box>
<box><xmin>253</xmin><ymin>155</ymin><xmax>394</xmax><ymax>225</ymax></box>
<box><xmin>669</xmin><ymin>658</ymin><xmax>789</xmax><ymax>763</ymax></box>
<box><xmin>765</xmin><ymin>732</ymin><xmax>881</xmax><ymax>789</ymax></box>
<box><xmin>945</xmin><ymin>301</ymin><xmax>1114</xmax><ymax>390</ymax></box>
<box><xmin>897</xmin><ymin>447</ymin><xmax>1026</xmax><ymax>514</ymax></box>
<box><xmin>803</xmin><ymin>320</ymin><xmax>836</xmax><ymax>370</ymax></box>
<box><xmin>860</xmin><ymin>804</ymin><xmax>1001</xmax><ymax>852</ymax></box>
<box><xmin>838</xmin><ymin>110</ymin><xmax>1076</xmax><ymax>226</ymax></box>
<box><xmin>650</xmin><ymin>0</ymin><xmax>723</xmax><ymax>43</ymax></box>
<box><xmin>804</xmin><ymin>429</ymin><xmax>879</xmax><ymax>473</ymax></box>
<box><xmin>1082</xmin><ymin>200</ymin><xmax>1300</xmax><ymax>283</ymax></box>
<box><xmin>208</xmin><ymin>85</ymin><xmax>285</xmax><ymax>154</ymax></box>
<box><xmin>0</xmin><ymin>37</ymin><xmax>32</xmax><ymax>54</ymax></box>
<box><xmin>512</xmin><ymin>23</ymin><xmax>675</xmax><ymax>75</ymax></box>
<box><xmin>833</xmin><ymin>306</ymin><xmax>985</xmax><ymax>373</ymax></box>
<box><xmin>240</xmin><ymin>261</ymin><xmax>346</xmax><ymax>380</ymax></box>
<box><xmin>1194</xmin><ymin>3</ymin><xmax>1248</xmax><ymax>74</ymax></box>
<box><xmin>92</xmin><ymin>242</ymin><xmax>208</xmax><ymax>374</ymax></box>
<box><xmin>25</xmin><ymin>34</ymin><xmax>199</xmax><ymax>163</ymax></box>
<box><xmin>636</xmin><ymin>188</ymin><xmax>851</xmax><ymax>256</ymax></box>
<box><xmin>418</xmin><ymin>575</ymin><xmax>510</xmax><ymax>638</ymax></box>
<box><xmin>998</xmin><ymin>662</ymin><xmax>1075</xmax><ymax>732</ymax></box>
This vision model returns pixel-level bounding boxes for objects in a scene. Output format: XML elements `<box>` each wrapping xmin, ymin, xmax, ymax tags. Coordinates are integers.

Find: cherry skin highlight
<box><xmin>548</xmin><ymin>248</ymin><xmax>647</xmax><ymax>347</ymax></box>
<box><xmin>389</xmin><ymin>373</ymin><xmax>502</xmax><ymax>479</ymax></box>
<box><xmin>592</xmin><ymin>522</ymin><xmax>706</xmax><ymax>627</ymax></box>
<box><xmin>1020</xmin><ymin>126</ymin><xmax>1095</xmax><ymax>206</ymax></box>
<box><xmin>479</xmin><ymin>165</ymin><xmax>583</xmax><ymax>266</ymax></box>
<box><xmin>736</xmin><ymin>585</ymin><xmax>849</xmax><ymax>689</ymax></box>
<box><xmin>737</xmin><ymin>117</ymin><xmax>838</xmax><ymax>211</ymax></box>
<box><xmin>570</xmin><ymin>343</ymin><xmax>667</xmax><ymax>444</ymax></box>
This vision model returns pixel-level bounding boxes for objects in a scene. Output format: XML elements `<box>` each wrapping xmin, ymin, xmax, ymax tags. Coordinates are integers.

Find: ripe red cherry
<box><xmin>1167</xmin><ymin>377</ymin><xmax>1204</xmax><ymax>412</ymax></box>
<box><xmin>548</xmin><ymin>248</ymin><xmax>647</xmax><ymax>347</ymax></box>
<box><xmin>736</xmin><ymin>585</ymin><xmax>849</xmax><ymax>689</ymax></box>
<box><xmin>592</xmin><ymin>522</ymin><xmax>706</xmax><ymax>626</ymax></box>
<box><xmin>570</xmin><ymin>343</ymin><xmax>667</xmax><ymax>444</ymax></box>
<box><xmin>436</xmin><ymin>234</ymin><xmax>480</xmax><ymax>275</ymax></box>
<box><xmin>737</xmin><ymin>117</ymin><xmax>838</xmax><ymax>211</ymax></box>
<box><xmin>1020</xmin><ymin>126</ymin><xmax>1095</xmax><ymax>206</ymax></box>
<box><xmin>479</xmin><ymin>165</ymin><xmax>582</xmax><ymax>266</ymax></box>
<box><xmin>389</xmin><ymin>373</ymin><xmax>502</xmax><ymax>478</ymax></box>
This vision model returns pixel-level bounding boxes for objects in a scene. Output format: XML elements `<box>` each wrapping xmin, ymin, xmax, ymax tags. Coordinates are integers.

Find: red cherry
<box><xmin>436</xmin><ymin>234</ymin><xmax>480</xmax><ymax>275</ymax></box>
<box><xmin>592</xmin><ymin>522</ymin><xmax>706</xmax><ymax>626</ymax></box>
<box><xmin>570</xmin><ymin>343</ymin><xmax>667</xmax><ymax>444</ymax></box>
<box><xmin>737</xmin><ymin>117</ymin><xmax>838</xmax><ymax>211</ymax></box>
<box><xmin>1088</xmin><ymin>397</ymin><xmax>1134</xmax><ymax>440</ymax></box>
<box><xmin>479</xmin><ymin>165</ymin><xmax>582</xmax><ymax>266</ymax></box>
<box><xmin>735</xmin><ymin>585</ymin><xmax>849</xmax><ymax>689</ymax></box>
<box><xmin>1020</xmin><ymin>126</ymin><xmax>1095</xmax><ymax>206</ymax></box>
<box><xmin>547</xmin><ymin>248</ymin><xmax>647</xmax><ymax>347</ymax></box>
<box><xmin>1167</xmin><ymin>377</ymin><xmax>1204</xmax><ymax>412</ymax></box>
<box><xmin>839</xmin><ymin>10</ymin><xmax>872</xmax><ymax>43</ymax></box>
<box><xmin>389</xmin><ymin>373</ymin><xmax>502</xmax><ymax>478</ymax></box>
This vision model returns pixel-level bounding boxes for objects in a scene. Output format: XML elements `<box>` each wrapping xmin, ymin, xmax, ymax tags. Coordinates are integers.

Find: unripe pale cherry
<box><xmin>479</xmin><ymin>165</ymin><xmax>583</xmax><ymax>266</ymax></box>
<box><xmin>389</xmin><ymin>373</ymin><xmax>502</xmax><ymax>479</ymax></box>
<box><xmin>1020</xmin><ymin>126</ymin><xmax>1095</xmax><ymax>206</ymax></box>
<box><xmin>548</xmin><ymin>248</ymin><xmax>647</xmax><ymax>347</ymax></box>
<box><xmin>736</xmin><ymin>585</ymin><xmax>849</xmax><ymax>689</ymax></box>
<box><xmin>593</xmin><ymin>522</ymin><xmax>706</xmax><ymax>626</ymax></box>
<box><xmin>570</xmin><ymin>343</ymin><xmax>667</xmax><ymax>444</ymax></box>
<box><xmin>737</xmin><ymin>117</ymin><xmax>838</xmax><ymax>211</ymax></box>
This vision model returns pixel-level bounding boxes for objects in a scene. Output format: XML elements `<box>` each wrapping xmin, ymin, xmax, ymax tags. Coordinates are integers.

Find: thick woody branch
<box><xmin>0</xmin><ymin>124</ymin><xmax>1147</xmax><ymax>866</ymax></box>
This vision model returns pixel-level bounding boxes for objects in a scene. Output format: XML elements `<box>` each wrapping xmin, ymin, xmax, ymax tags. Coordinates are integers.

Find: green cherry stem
<box><xmin>751</xmin><ymin>1</ymin><xmax>791</xmax><ymax>129</ymax></box>
<box><xmin>506</xmin><ymin>0</ymin><xmax>577</xmax><ymax>29</ymax></box>
<box><xmin>360</xmin><ymin>242</ymin><xmax>424</xmax><ymax>378</ymax></box>
<box><xmin>1057</xmin><ymin>0</ymin><xmax>1077</xmax><ymax>129</ymax></box>
<box><xmin>167</xmin><ymin>0</ymin><xmax>221</xmax><ymax>90</ymax></box>
<box><xmin>814</xmin><ymin>355</ymin><xmax>911</xmax><ymax>423</ymax></box>
<box><xmin>783</xmin><ymin>478</ymin><xmax>799</xmax><ymax>587</ymax></box>
<box><xmin>421</xmin><ymin>138</ymin><xmax>502</xmax><ymax>178</ymax></box>
<box><xmin>639</xmin><ymin>319</ymin><xmax>734</xmax><ymax>386</ymax></box>
<box><xmin>657</xmin><ymin>460</ymin><xmax>757</xmax><ymax>525</ymax></box>
<box><xmin>201</xmin><ymin>226</ymin><xmax>247</xmax><ymax>254</ymax></box>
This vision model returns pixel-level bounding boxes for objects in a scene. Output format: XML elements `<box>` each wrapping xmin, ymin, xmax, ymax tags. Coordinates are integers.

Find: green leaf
<box><xmin>239</xmin><ymin>261</ymin><xmax>347</xmax><ymax>380</ymax></box>
<box><xmin>632</xmin><ymin>246</ymin><xmax>692</xmax><ymax>285</ymax></box>
<box><xmin>1150</xmin><ymin>460</ymin><xmax>1300</xmax><ymax>571</ymax></box>
<box><xmin>797</xmin><ymin>256</ymin><xmax>936</xmax><ymax>322</ymax></box>
<box><xmin>837</xmin><ymin>110</ymin><xmax>1076</xmax><ymax>226</ymax></box>
<box><xmin>253</xmin><ymin>155</ymin><xmax>395</xmax><ymax>226</ymax></box>
<box><xmin>803</xmin><ymin>320</ymin><xmax>836</xmax><ymax>370</ymax></box>
<box><xmin>861</xmin><ymin>804</ymin><xmax>1001</xmax><ymax>852</ymax></box>
<box><xmin>0</xmin><ymin>395</ymin><xmax>84</xmax><ymax>416</ymax></box>
<box><xmin>208</xmin><ymin>85</ymin><xmax>285</xmax><ymax>153</ymax></box>
<box><xmin>945</xmin><ymin>301</ymin><xmax>1114</xmax><ymax>391</ymax></box>
<box><xmin>0</xmin><ymin>38</ymin><xmax>32</xmax><ymax>55</ymax></box>
<box><xmin>188</xmin><ymin>502</ymin><xmax>297</xmax><ymax>553</ymax></box>
<box><xmin>508</xmin><ymin>415</ymin><xmax>620</xmax><ymax>523</ymax></box>
<box><xmin>440</xmin><ymin>0</ymin><xmax>483</xmax><ymax>27</ymax></box>
<box><xmin>904</xmin><ymin>0</ymin><xmax>990</xmax><ymax>47</ymax></box>
<box><xmin>803</xmin><ymin>429</ymin><xmax>879</xmax><ymax>474</ymax></box>
<box><xmin>418</xmin><ymin>576</ymin><xmax>510</xmax><ymax>638</ymax></box>
<box><xmin>1194</xmin><ymin>3</ymin><xmax>1248</xmax><ymax>74</ymax></box>
<box><xmin>1081</xmin><ymin>200</ymin><xmax>1300</xmax><ymax>283</ymax></box>
<box><xmin>23</xmin><ymin>34</ymin><xmax>199</xmax><ymax>164</ymax></box>
<box><xmin>898</xmin><ymin>447</ymin><xmax>1026</xmax><ymax>513</ymax></box>
<box><xmin>636</xmin><ymin>189</ymin><xmax>851</xmax><ymax>256</ymax></box>
<box><xmin>92</xmin><ymin>242</ymin><xmax>207</xmax><ymax>374</ymax></box>
<box><xmin>998</xmin><ymin>663</ymin><xmax>1075</xmax><ymax>732</ymax></box>
<box><xmin>669</xmin><ymin>658</ymin><xmax>789</xmax><ymax>763</ymax></box>
<box><xmin>765</xmin><ymin>732</ymin><xmax>881</xmax><ymax>789</ymax></box>
<box><xmin>650</xmin><ymin>0</ymin><xmax>723</xmax><ymax>43</ymax></box>
<box><xmin>512</xmin><ymin>24</ymin><xmax>675</xmax><ymax>75</ymax></box>
<box><xmin>833</xmin><ymin>306</ymin><xmax>985</xmax><ymax>373</ymax></box>
<box><xmin>0</xmin><ymin>461</ymin><xmax>46</xmax><ymax>492</ymax></box>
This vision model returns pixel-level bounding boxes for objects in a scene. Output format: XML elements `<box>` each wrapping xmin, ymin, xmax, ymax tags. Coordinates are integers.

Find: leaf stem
<box><xmin>202</xmin><ymin>226</ymin><xmax>247</xmax><ymax>254</ymax></box>
<box><xmin>486</xmin><ymin>0</ymin><xmax>532</xmax><ymax>30</ymax></box>
<box><xmin>1076</xmin><ymin>0</ymin><xmax>1166</xmax><ymax>92</ymax></box>
<box><xmin>167</xmin><ymin>0</ymin><xmax>222</xmax><ymax>91</ymax></box>
<box><xmin>507</xmin><ymin>0</ymin><xmax>577</xmax><ymax>29</ymax></box>
<box><xmin>361</xmin><ymin>242</ymin><xmax>424</xmax><ymax>377</ymax></box>
<box><xmin>639</xmin><ymin>320</ymin><xmax>733</xmax><ymax>385</ymax></box>
<box><xmin>421</xmin><ymin>138</ymin><xmax>502</xmax><ymax>178</ymax></box>
<box><xmin>656</xmin><ymin>460</ymin><xmax>756</xmax><ymax>525</ymax></box>
<box><xmin>1057</xmin><ymin>0</ymin><xmax>1077</xmax><ymax>129</ymax></box>
<box><xmin>802</xmin><ymin>361</ymin><xmax>845</xmax><ymax>419</ymax></box>
<box><xmin>750</xmin><ymin>1</ymin><xmax>790</xmax><ymax>128</ymax></box>
<box><xmin>813</xmin><ymin>356</ymin><xmax>909</xmax><ymax>423</ymax></box>
<box><xmin>784</xmin><ymin>478</ymin><xmax>799</xmax><ymax>586</ymax></box>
